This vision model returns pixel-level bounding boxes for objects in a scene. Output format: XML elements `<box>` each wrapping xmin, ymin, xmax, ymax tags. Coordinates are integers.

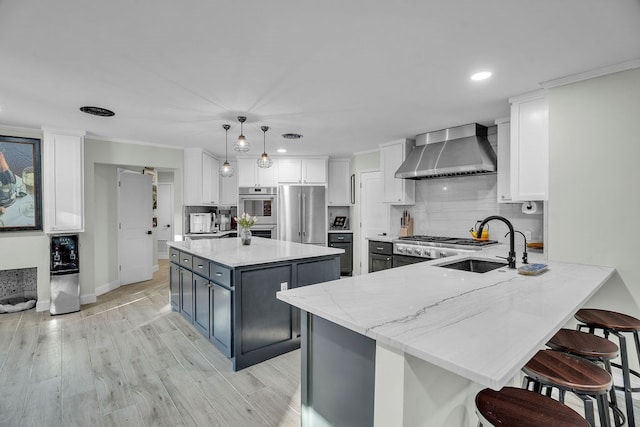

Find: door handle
<box><xmin>146</xmin><ymin>230</ymin><xmax>152</xmax><ymax>235</ymax></box>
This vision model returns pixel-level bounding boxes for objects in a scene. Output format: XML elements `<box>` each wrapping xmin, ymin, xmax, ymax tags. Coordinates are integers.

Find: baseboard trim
<box><xmin>96</xmin><ymin>280</ymin><xmax>121</xmax><ymax>296</ymax></box>
<box><xmin>153</xmin><ymin>264</ymin><xmax>159</xmax><ymax>273</ymax></box>
<box><xmin>80</xmin><ymin>294</ymin><xmax>96</xmax><ymax>305</ymax></box>
<box><xmin>35</xmin><ymin>300</ymin><xmax>50</xmax><ymax>312</ymax></box>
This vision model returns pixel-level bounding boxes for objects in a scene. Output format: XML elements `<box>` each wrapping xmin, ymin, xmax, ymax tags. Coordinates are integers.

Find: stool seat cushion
<box><xmin>476</xmin><ymin>387</ymin><xmax>589</xmax><ymax>427</ymax></box>
<box><xmin>576</xmin><ymin>308</ymin><xmax>640</xmax><ymax>332</ymax></box>
<box><xmin>523</xmin><ymin>350</ymin><xmax>612</xmax><ymax>393</ymax></box>
<box><xmin>547</xmin><ymin>328</ymin><xmax>619</xmax><ymax>359</ymax></box>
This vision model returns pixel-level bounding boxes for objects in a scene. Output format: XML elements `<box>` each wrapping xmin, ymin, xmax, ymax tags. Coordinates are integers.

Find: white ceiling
<box><xmin>1</xmin><ymin>0</ymin><xmax>639</xmax><ymax>159</ymax></box>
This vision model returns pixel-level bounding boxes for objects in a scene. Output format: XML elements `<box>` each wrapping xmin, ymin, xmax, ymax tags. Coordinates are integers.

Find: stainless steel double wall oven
<box><xmin>238</xmin><ymin>187</ymin><xmax>277</xmax><ymax>238</ymax></box>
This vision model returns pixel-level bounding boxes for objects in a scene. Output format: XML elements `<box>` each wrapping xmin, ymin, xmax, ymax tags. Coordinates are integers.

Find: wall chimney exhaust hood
<box><xmin>395</xmin><ymin>123</ymin><xmax>497</xmax><ymax>179</ymax></box>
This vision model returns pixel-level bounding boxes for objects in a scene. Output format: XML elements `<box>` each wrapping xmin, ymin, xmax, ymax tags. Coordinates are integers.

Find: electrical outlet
<box><xmin>280</xmin><ymin>282</ymin><xmax>288</xmax><ymax>291</ymax></box>
<box><xmin>524</xmin><ymin>230</ymin><xmax>532</xmax><ymax>241</ymax></box>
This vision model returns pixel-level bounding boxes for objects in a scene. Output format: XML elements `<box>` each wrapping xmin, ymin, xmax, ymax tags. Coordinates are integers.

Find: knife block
<box><xmin>399</xmin><ymin>218</ymin><xmax>413</xmax><ymax>237</ymax></box>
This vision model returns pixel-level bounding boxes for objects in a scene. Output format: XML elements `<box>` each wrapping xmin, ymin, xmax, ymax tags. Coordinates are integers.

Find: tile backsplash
<box><xmin>390</xmin><ymin>173</ymin><xmax>544</xmax><ymax>243</ymax></box>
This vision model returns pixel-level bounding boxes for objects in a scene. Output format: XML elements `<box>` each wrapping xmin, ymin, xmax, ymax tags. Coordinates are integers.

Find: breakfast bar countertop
<box><xmin>277</xmin><ymin>247</ymin><xmax>615</xmax><ymax>389</ymax></box>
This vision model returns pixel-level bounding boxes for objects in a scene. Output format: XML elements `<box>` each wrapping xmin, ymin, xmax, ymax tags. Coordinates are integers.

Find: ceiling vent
<box><xmin>79</xmin><ymin>106</ymin><xmax>115</xmax><ymax>117</ymax></box>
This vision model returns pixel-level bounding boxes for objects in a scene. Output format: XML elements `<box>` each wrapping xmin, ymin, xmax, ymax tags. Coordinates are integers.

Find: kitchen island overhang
<box><xmin>167</xmin><ymin>237</ymin><xmax>343</xmax><ymax>371</ymax></box>
<box><xmin>277</xmin><ymin>248</ymin><xmax>615</xmax><ymax>426</ymax></box>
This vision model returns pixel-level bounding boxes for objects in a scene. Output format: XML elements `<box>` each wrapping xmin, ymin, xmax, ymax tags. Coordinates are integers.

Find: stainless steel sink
<box><xmin>435</xmin><ymin>258</ymin><xmax>509</xmax><ymax>273</ymax></box>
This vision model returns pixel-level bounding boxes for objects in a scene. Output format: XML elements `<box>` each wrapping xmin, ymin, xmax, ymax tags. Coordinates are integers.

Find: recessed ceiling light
<box><xmin>80</xmin><ymin>106</ymin><xmax>115</xmax><ymax>117</ymax></box>
<box><xmin>277</xmin><ymin>148</ymin><xmax>287</xmax><ymax>153</ymax></box>
<box><xmin>470</xmin><ymin>71</ymin><xmax>492</xmax><ymax>81</ymax></box>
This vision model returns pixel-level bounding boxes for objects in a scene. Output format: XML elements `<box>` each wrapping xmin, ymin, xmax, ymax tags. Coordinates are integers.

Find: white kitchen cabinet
<box><xmin>328</xmin><ymin>159</ymin><xmax>352</xmax><ymax>205</ymax></box>
<box><xmin>184</xmin><ymin>148</ymin><xmax>219</xmax><ymax>205</ymax></box>
<box><xmin>380</xmin><ymin>139</ymin><xmax>415</xmax><ymax>205</ymax></box>
<box><xmin>509</xmin><ymin>90</ymin><xmax>548</xmax><ymax>201</ymax></box>
<box><xmin>42</xmin><ymin>129</ymin><xmax>85</xmax><ymax>232</ymax></box>
<box><xmin>278</xmin><ymin>158</ymin><xmax>327</xmax><ymax>184</ymax></box>
<box><xmin>495</xmin><ymin>117</ymin><xmax>512</xmax><ymax>203</ymax></box>
<box><xmin>219</xmin><ymin>160</ymin><xmax>238</xmax><ymax>206</ymax></box>
<box><xmin>237</xmin><ymin>157</ymin><xmax>278</xmax><ymax>188</ymax></box>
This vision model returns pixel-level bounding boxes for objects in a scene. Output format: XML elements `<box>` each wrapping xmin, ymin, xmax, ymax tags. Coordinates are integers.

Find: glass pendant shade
<box><xmin>219</xmin><ymin>123</ymin><xmax>234</xmax><ymax>177</ymax></box>
<box><xmin>220</xmin><ymin>160</ymin><xmax>234</xmax><ymax>177</ymax></box>
<box><xmin>257</xmin><ymin>125</ymin><xmax>272</xmax><ymax>168</ymax></box>
<box><xmin>234</xmin><ymin>116</ymin><xmax>250</xmax><ymax>152</ymax></box>
<box><xmin>257</xmin><ymin>152</ymin><xmax>273</xmax><ymax>168</ymax></box>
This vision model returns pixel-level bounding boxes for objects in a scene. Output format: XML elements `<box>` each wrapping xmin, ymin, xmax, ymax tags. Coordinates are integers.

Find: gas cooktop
<box><xmin>393</xmin><ymin>235</ymin><xmax>499</xmax><ymax>259</ymax></box>
<box><xmin>397</xmin><ymin>235</ymin><xmax>498</xmax><ymax>247</ymax></box>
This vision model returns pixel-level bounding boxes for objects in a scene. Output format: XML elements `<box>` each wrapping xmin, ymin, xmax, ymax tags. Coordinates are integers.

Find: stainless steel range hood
<box><xmin>395</xmin><ymin>123</ymin><xmax>497</xmax><ymax>179</ymax></box>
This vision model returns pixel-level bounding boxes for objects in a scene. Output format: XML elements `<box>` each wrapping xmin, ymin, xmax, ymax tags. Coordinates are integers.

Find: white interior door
<box><xmin>118</xmin><ymin>169</ymin><xmax>153</xmax><ymax>285</ymax></box>
<box><xmin>157</xmin><ymin>182</ymin><xmax>173</xmax><ymax>259</ymax></box>
<box><xmin>360</xmin><ymin>171</ymin><xmax>388</xmax><ymax>274</ymax></box>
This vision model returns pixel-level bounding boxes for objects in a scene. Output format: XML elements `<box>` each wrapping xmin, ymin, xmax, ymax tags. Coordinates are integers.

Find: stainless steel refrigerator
<box><xmin>278</xmin><ymin>185</ymin><xmax>326</xmax><ymax>245</ymax></box>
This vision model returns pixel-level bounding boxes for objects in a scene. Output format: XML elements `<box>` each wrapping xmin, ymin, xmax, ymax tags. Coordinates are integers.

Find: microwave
<box><xmin>238</xmin><ymin>187</ymin><xmax>277</xmax><ymax>225</ymax></box>
<box><xmin>190</xmin><ymin>213</ymin><xmax>212</xmax><ymax>233</ymax></box>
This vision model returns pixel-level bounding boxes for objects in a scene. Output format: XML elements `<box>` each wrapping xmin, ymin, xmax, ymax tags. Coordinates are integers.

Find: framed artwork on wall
<box><xmin>0</xmin><ymin>135</ymin><xmax>43</xmax><ymax>231</ymax></box>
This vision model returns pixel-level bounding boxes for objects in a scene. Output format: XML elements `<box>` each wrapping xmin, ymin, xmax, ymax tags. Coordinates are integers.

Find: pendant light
<box><xmin>257</xmin><ymin>125</ymin><xmax>273</xmax><ymax>168</ymax></box>
<box><xmin>234</xmin><ymin>116</ymin><xmax>250</xmax><ymax>152</ymax></box>
<box><xmin>219</xmin><ymin>124</ymin><xmax>234</xmax><ymax>177</ymax></box>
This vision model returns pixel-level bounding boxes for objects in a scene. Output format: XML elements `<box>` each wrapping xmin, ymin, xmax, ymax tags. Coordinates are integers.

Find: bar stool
<box><xmin>575</xmin><ymin>308</ymin><xmax>640</xmax><ymax>427</ymax></box>
<box><xmin>475</xmin><ymin>387</ymin><xmax>589</xmax><ymax>427</ymax></box>
<box><xmin>523</xmin><ymin>349</ymin><xmax>612</xmax><ymax>427</ymax></box>
<box><xmin>547</xmin><ymin>328</ymin><xmax>624</xmax><ymax>426</ymax></box>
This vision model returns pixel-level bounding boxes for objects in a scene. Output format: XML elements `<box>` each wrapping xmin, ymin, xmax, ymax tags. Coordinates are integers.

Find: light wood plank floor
<box><xmin>0</xmin><ymin>259</ymin><xmax>301</xmax><ymax>427</ymax></box>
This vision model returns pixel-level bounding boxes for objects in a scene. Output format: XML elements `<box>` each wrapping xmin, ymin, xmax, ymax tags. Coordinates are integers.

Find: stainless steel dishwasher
<box><xmin>50</xmin><ymin>234</ymin><xmax>80</xmax><ymax>315</ymax></box>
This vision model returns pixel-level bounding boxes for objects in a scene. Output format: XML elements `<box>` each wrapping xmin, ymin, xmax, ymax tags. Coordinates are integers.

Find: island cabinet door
<box><xmin>210</xmin><ymin>282</ymin><xmax>232</xmax><ymax>357</ymax></box>
<box><xmin>181</xmin><ymin>269</ymin><xmax>194</xmax><ymax>322</ymax></box>
<box><xmin>193</xmin><ymin>275</ymin><xmax>211</xmax><ymax>337</ymax></box>
<box><xmin>169</xmin><ymin>263</ymin><xmax>181</xmax><ymax>311</ymax></box>
<box><xmin>237</xmin><ymin>265</ymin><xmax>293</xmax><ymax>363</ymax></box>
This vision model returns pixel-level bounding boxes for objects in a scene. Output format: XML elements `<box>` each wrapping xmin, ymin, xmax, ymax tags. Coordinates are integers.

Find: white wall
<box><xmin>548</xmin><ymin>68</ymin><xmax>640</xmax><ymax>317</ymax></box>
<box><xmin>83</xmin><ymin>138</ymin><xmax>183</xmax><ymax>301</ymax></box>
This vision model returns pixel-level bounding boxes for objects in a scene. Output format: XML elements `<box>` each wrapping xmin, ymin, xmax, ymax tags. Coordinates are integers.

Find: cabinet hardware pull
<box><xmin>215</xmin><ymin>272</ymin><xmax>223</xmax><ymax>277</ymax></box>
<box><xmin>197</xmin><ymin>265</ymin><xmax>204</xmax><ymax>269</ymax></box>
<box><xmin>338</xmin><ymin>237</ymin><xmax>344</xmax><ymax>240</ymax></box>
<box><xmin>183</xmin><ymin>259</ymin><xmax>189</xmax><ymax>262</ymax></box>
<box><xmin>377</xmin><ymin>247</ymin><xmax>384</xmax><ymax>250</ymax></box>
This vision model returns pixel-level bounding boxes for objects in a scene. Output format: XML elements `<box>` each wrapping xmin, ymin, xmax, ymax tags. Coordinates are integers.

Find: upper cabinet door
<box><xmin>509</xmin><ymin>90</ymin><xmax>549</xmax><ymax>201</ymax></box>
<box><xmin>201</xmin><ymin>152</ymin><xmax>219</xmax><ymax>205</ymax></box>
<box><xmin>278</xmin><ymin>158</ymin><xmax>327</xmax><ymax>185</ymax></box>
<box><xmin>43</xmin><ymin>129</ymin><xmax>85</xmax><ymax>232</ymax></box>
<box><xmin>380</xmin><ymin>139</ymin><xmax>415</xmax><ymax>205</ymax></box>
<box><xmin>328</xmin><ymin>159</ymin><xmax>351</xmax><ymax>205</ymax></box>
<box><xmin>184</xmin><ymin>148</ymin><xmax>219</xmax><ymax>205</ymax></box>
<box><xmin>238</xmin><ymin>157</ymin><xmax>278</xmax><ymax>187</ymax></box>
<box><xmin>302</xmin><ymin>158</ymin><xmax>327</xmax><ymax>184</ymax></box>
<box><xmin>495</xmin><ymin>118</ymin><xmax>512</xmax><ymax>203</ymax></box>
<box><xmin>278</xmin><ymin>158</ymin><xmax>302</xmax><ymax>184</ymax></box>
<box><xmin>219</xmin><ymin>160</ymin><xmax>238</xmax><ymax>206</ymax></box>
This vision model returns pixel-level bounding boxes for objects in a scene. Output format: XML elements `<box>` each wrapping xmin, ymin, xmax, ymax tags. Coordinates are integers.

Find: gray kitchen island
<box><xmin>167</xmin><ymin>237</ymin><xmax>342</xmax><ymax>370</ymax></box>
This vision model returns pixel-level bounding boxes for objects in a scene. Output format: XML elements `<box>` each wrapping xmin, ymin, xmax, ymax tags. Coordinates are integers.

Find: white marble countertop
<box><xmin>167</xmin><ymin>237</ymin><xmax>344</xmax><ymax>268</ymax></box>
<box><xmin>328</xmin><ymin>229</ymin><xmax>353</xmax><ymax>234</ymax></box>
<box><xmin>277</xmin><ymin>245</ymin><xmax>615</xmax><ymax>389</ymax></box>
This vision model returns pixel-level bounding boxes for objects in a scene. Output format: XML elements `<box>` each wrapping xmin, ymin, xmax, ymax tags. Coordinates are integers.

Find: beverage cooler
<box><xmin>50</xmin><ymin>234</ymin><xmax>80</xmax><ymax>315</ymax></box>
